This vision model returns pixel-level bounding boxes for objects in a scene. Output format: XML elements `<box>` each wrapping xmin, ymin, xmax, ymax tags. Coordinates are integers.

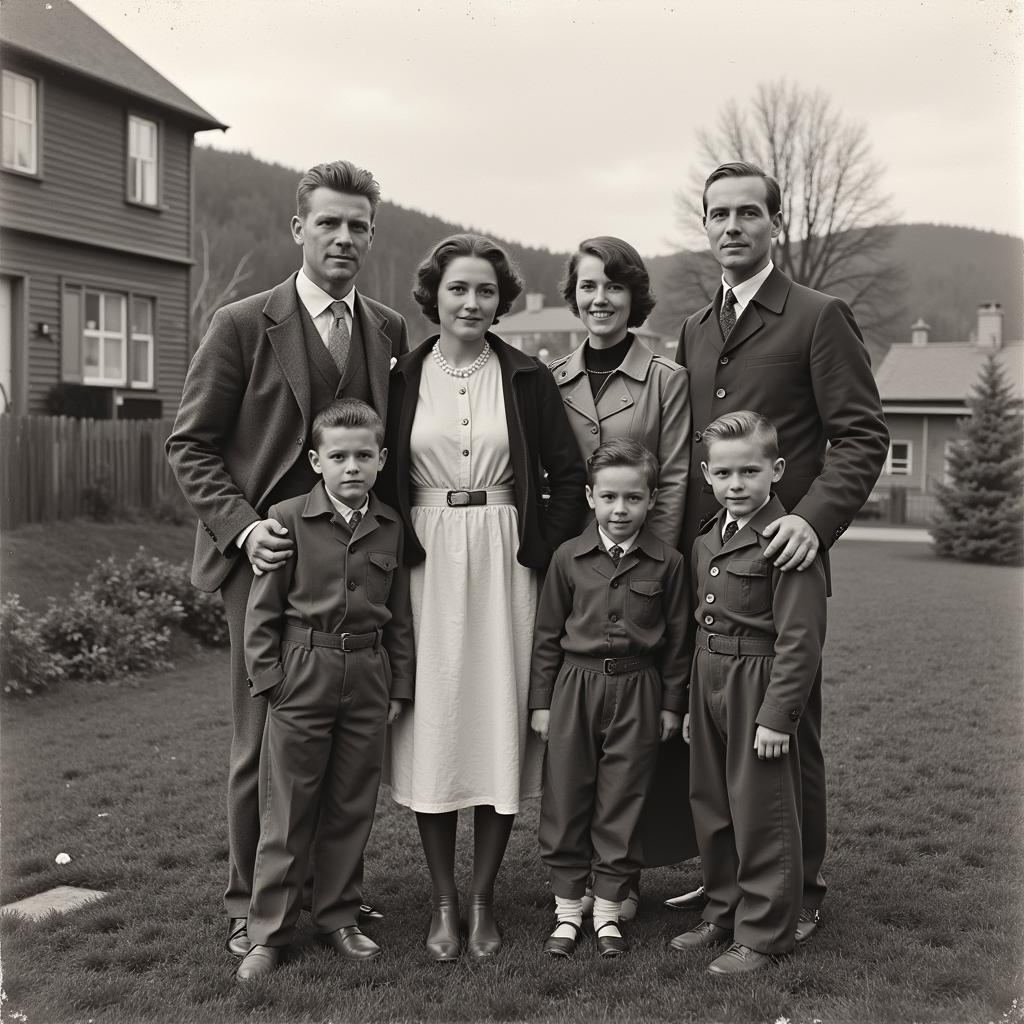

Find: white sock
<box><xmin>553</xmin><ymin>895</ymin><xmax>583</xmax><ymax>939</ymax></box>
<box><xmin>593</xmin><ymin>896</ymin><xmax>622</xmax><ymax>934</ymax></box>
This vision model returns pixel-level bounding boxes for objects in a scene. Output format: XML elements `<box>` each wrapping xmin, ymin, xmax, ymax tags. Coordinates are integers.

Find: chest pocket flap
<box><xmin>366</xmin><ymin>551</ymin><xmax>397</xmax><ymax>603</ymax></box>
<box><xmin>725</xmin><ymin>558</ymin><xmax>771</xmax><ymax>613</ymax></box>
<box><xmin>627</xmin><ymin>577</ymin><xmax>663</xmax><ymax>628</ymax></box>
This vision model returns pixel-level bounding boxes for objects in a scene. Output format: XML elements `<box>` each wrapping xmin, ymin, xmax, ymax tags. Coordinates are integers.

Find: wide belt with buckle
<box><xmin>697</xmin><ymin>628</ymin><xmax>775</xmax><ymax>657</ymax></box>
<box><xmin>565</xmin><ymin>653</ymin><xmax>656</xmax><ymax>675</ymax></box>
<box><xmin>411</xmin><ymin>487</ymin><xmax>516</xmax><ymax>507</ymax></box>
<box><xmin>284</xmin><ymin>622</ymin><xmax>381</xmax><ymax>652</ymax></box>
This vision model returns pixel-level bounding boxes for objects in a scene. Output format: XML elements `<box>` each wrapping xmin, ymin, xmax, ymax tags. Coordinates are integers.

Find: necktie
<box><xmin>723</xmin><ymin>520</ymin><xmax>738</xmax><ymax>544</ymax></box>
<box><xmin>349</xmin><ymin>510</ymin><xmax>362</xmax><ymax>530</ymax></box>
<box><xmin>719</xmin><ymin>288</ymin><xmax>737</xmax><ymax>341</ymax></box>
<box><xmin>327</xmin><ymin>300</ymin><xmax>351</xmax><ymax>376</ymax></box>
<box><xmin>609</xmin><ymin>544</ymin><xmax>623</xmax><ymax>566</ymax></box>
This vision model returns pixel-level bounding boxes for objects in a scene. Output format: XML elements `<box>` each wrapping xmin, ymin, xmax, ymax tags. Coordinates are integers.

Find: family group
<box><xmin>165</xmin><ymin>157</ymin><xmax>889</xmax><ymax>982</ymax></box>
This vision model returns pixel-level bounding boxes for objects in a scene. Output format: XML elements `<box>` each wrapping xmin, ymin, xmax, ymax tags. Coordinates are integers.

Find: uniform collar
<box><xmin>556</xmin><ymin>334</ymin><xmax>654</xmax><ymax>385</ymax></box>
<box><xmin>302</xmin><ymin>483</ymin><xmax>396</xmax><ymax>523</ymax></box>
<box><xmin>574</xmin><ymin>520</ymin><xmax>666</xmax><ymax>562</ymax></box>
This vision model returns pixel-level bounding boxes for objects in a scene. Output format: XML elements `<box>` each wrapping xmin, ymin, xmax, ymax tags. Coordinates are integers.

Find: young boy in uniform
<box><xmin>529</xmin><ymin>438</ymin><xmax>689</xmax><ymax>958</ymax></box>
<box><xmin>236</xmin><ymin>398</ymin><xmax>414</xmax><ymax>981</ymax></box>
<box><xmin>670</xmin><ymin>410</ymin><xmax>827</xmax><ymax>975</ymax></box>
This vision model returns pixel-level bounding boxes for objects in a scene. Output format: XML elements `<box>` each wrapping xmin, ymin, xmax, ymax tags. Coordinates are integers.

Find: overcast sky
<box><xmin>75</xmin><ymin>0</ymin><xmax>1023</xmax><ymax>256</ymax></box>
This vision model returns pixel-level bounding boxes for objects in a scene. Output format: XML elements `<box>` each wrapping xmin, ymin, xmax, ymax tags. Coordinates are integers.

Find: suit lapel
<box><xmin>355</xmin><ymin>292</ymin><xmax>391</xmax><ymax>416</ymax></box>
<box><xmin>264</xmin><ymin>274</ymin><xmax>312</xmax><ymax>435</ymax></box>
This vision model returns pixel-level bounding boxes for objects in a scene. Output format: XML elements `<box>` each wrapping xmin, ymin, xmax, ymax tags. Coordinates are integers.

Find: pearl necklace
<box><xmin>432</xmin><ymin>340</ymin><xmax>492</xmax><ymax>378</ymax></box>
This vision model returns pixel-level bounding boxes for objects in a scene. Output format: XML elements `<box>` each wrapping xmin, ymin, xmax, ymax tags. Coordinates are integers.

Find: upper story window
<box><xmin>128</xmin><ymin>114</ymin><xmax>158</xmax><ymax>205</ymax></box>
<box><xmin>2</xmin><ymin>70</ymin><xmax>38</xmax><ymax>175</ymax></box>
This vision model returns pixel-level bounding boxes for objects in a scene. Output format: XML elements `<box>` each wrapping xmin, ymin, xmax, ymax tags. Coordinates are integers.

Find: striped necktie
<box><xmin>723</xmin><ymin>520</ymin><xmax>738</xmax><ymax>543</ymax></box>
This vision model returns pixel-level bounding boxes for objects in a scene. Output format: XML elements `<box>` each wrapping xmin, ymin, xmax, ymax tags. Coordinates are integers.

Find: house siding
<box><xmin>0</xmin><ymin>52</ymin><xmax>193</xmax><ymax>263</ymax></box>
<box><xmin>0</xmin><ymin>230</ymin><xmax>189</xmax><ymax>416</ymax></box>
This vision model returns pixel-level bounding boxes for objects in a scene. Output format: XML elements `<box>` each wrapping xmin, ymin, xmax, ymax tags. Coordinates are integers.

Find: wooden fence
<box><xmin>0</xmin><ymin>414</ymin><xmax>182</xmax><ymax>529</ymax></box>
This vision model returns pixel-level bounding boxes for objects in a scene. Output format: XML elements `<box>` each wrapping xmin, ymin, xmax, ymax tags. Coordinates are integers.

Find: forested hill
<box><xmin>194</xmin><ymin>147</ymin><xmax>1023</xmax><ymax>352</ymax></box>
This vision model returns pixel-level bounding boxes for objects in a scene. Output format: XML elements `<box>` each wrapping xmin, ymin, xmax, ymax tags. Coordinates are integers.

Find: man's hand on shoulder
<box><xmin>243</xmin><ymin>519</ymin><xmax>294</xmax><ymax>576</ymax></box>
<box><xmin>761</xmin><ymin>514</ymin><xmax>819</xmax><ymax>572</ymax></box>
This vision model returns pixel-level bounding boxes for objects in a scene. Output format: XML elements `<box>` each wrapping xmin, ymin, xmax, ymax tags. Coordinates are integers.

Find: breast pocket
<box><xmin>627</xmin><ymin>578</ymin><xmax>663</xmax><ymax>628</ymax></box>
<box><xmin>725</xmin><ymin>559</ymin><xmax>771</xmax><ymax>614</ymax></box>
<box><xmin>366</xmin><ymin>551</ymin><xmax>397</xmax><ymax>604</ymax></box>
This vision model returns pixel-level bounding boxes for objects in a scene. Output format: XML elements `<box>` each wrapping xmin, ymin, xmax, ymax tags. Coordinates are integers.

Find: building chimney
<box><xmin>976</xmin><ymin>302</ymin><xmax>1003</xmax><ymax>349</ymax></box>
<box><xmin>525</xmin><ymin>292</ymin><xmax>544</xmax><ymax>313</ymax></box>
<box><xmin>910</xmin><ymin>318</ymin><xmax>930</xmax><ymax>346</ymax></box>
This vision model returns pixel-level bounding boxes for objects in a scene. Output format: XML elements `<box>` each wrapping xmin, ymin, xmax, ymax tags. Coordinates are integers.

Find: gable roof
<box><xmin>876</xmin><ymin>341</ymin><xmax>1024</xmax><ymax>403</ymax></box>
<box><xmin>497</xmin><ymin>303</ymin><xmax>663</xmax><ymax>343</ymax></box>
<box><xmin>2</xmin><ymin>0</ymin><xmax>227</xmax><ymax>131</ymax></box>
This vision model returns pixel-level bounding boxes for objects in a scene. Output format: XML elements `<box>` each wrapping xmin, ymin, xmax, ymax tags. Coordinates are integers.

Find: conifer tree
<box><xmin>932</xmin><ymin>354</ymin><xmax>1024</xmax><ymax>565</ymax></box>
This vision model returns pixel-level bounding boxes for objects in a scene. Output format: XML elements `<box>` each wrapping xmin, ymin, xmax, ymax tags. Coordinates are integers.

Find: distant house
<box><xmin>497</xmin><ymin>293</ymin><xmax>672</xmax><ymax>362</ymax></box>
<box><xmin>0</xmin><ymin>0</ymin><xmax>225</xmax><ymax>418</ymax></box>
<box><xmin>874</xmin><ymin>302</ymin><xmax>1023</xmax><ymax>496</ymax></box>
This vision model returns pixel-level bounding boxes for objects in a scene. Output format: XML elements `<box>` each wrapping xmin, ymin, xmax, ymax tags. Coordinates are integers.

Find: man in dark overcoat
<box><xmin>664</xmin><ymin>161</ymin><xmax>889</xmax><ymax>939</ymax></box>
<box><xmin>166</xmin><ymin>160</ymin><xmax>408</xmax><ymax>956</ymax></box>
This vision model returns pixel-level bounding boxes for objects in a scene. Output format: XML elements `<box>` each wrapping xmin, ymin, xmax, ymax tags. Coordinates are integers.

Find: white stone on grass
<box><xmin>2</xmin><ymin>885</ymin><xmax>108</xmax><ymax>921</ymax></box>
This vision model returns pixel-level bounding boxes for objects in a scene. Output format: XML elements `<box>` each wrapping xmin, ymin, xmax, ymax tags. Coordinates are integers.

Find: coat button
<box><xmin>591</xmin><ymin>426</ymin><xmax>599</xmax><ymax>434</ymax></box>
<box><xmin>621</xmin><ymin>395</ymin><xmax>628</xmax><ymax>402</ymax></box>
<box><xmin>720</xmin><ymin>356</ymin><xmax>729</xmax><ymax>365</ymax></box>
<box><xmin>609</xmin><ymin>613</ymin><xmax>619</xmax><ymax>622</ymax></box>
<box><xmin>694</xmin><ymin>431</ymin><xmax>702</xmax><ymax>442</ymax></box>
<box><xmin>459</xmin><ymin>387</ymin><xmax>466</xmax><ymax>395</ymax></box>
<box><xmin>790</xmin><ymin>709</ymin><xmax>800</xmax><ymax>721</ymax></box>
<box><xmin>710</xmin><ymin>566</ymin><xmax>720</xmax><ymax>577</ymax></box>
<box><xmin>610</xmin><ymin>580</ymin><xmax>619</xmax><ymax>588</ymax></box>
<box><xmin>297</xmin><ymin>437</ymin><xmax>303</xmax><ymax>446</ymax></box>
<box><xmin>715</xmin><ymin>388</ymin><xmax>726</xmax><ymax>399</ymax></box>
<box><xmin>462</xmin><ymin>418</ymin><xmax>469</xmax><ymax>426</ymax></box>
<box><xmin>705</xmin><ymin>593</ymin><xmax>715</xmax><ymax>604</ymax></box>
<box><xmin>561</xmin><ymin>370</ymin><xmax>567</xmax><ymax>377</ymax></box>
<box><xmin>462</xmin><ymin>449</ymin><xmax>470</xmax><ymax>456</ymax></box>
<box><xmin>704</xmin><ymin>614</ymin><xmax>714</xmax><ymax>626</ymax></box>
<box><xmin>348</xmin><ymin>581</ymin><xmax>357</xmax><ymax>590</ymax></box>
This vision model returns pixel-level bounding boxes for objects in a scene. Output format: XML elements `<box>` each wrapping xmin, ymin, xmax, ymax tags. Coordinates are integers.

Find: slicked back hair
<box><xmin>311</xmin><ymin>398</ymin><xmax>385</xmax><ymax>449</ymax></box>
<box><xmin>296</xmin><ymin>161</ymin><xmax>381</xmax><ymax>220</ymax></box>
<box><xmin>702</xmin><ymin>410</ymin><xmax>779</xmax><ymax>461</ymax></box>
<box><xmin>586</xmin><ymin>437</ymin><xmax>660</xmax><ymax>492</ymax></box>
<box><xmin>702</xmin><ymin>161</ymin><xmax>782</xmax><ymax>219</ymax></box>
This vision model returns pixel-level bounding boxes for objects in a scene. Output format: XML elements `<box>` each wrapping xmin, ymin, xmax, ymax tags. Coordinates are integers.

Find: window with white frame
<box><xmin>886</xmin><ymin>440</ymin><xmax>913</xmax><ymax>476</ymax></box>
<box><xmin>128</xmin><ymin>115</ymin><xmax>158</xmax><ymax>205</ymax></box>
<box><xmin>130</xmin><ymin>296</ymin><xmax>154</xmax><ymax>387</ymax></box>
<box><xmin>2</xmin><ymin>70</ymin><xmax>38</xmax><ymax>174</ymax></box>
<box><xmin>83</xmin><ymin>291</ymin><xmax>127</xmax><ymax>385</ymax></box>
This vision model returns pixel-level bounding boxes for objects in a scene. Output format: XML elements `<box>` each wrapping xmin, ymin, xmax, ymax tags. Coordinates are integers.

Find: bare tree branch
<box><xmin>190</xmin><ymin>225</ymin><xmax>254</xmax><ymax>351</ymax></box>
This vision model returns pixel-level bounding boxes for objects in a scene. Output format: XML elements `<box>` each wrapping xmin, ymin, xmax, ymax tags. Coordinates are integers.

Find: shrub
<box><xmin>81</xmin><ymin>466</ymin><xmax>119</xmax><ymax>522</ymax></box>
<box><xmin>0</xmin><ymin>595</ymin><xmax>67</xmax><ymax>697</ymax></box>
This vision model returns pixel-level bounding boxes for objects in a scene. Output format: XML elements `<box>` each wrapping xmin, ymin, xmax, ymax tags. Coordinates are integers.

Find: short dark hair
<box><xmin>311</xmin><ymin>398</ymin><xmax>385</xmax><ymax>449</ymax></box>
<box><xmin>560</xmin><ymin>236</ymin><xmax>656</xmax><ymax>329</ymax></box>
<box><xmin>296</xmin><ymin>161</ymin><xmax>381</xmax><ymax>220</ymax></box>
<box><xmin>701</xmin><ymin>410</ymin><xmax>779</xmax><ymax>460</ymax></box>
<box><xmin>702</xmin><ymin>162</ymin><xmax>782</xmax><ymax>219</ymax></box>
<box><xmin>586</xmin><ymin>437</ymin><xmax>659</xmax><ymax>491</ymax></box>
<box><xmin>412</xmin><ymin>233</ymin><xmax>524</xmax><ymax>325</ymax></box>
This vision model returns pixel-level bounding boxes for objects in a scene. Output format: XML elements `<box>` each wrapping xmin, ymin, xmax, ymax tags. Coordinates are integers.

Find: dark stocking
<box><xmin>416</xmin><ymin>811</ymin><xmax>458</xmax><ymax>898</ymax></box>
<box><xmin>471</xmin><ymin>805</ymin><xmax>515</xmax><ymax>897</ymax></box>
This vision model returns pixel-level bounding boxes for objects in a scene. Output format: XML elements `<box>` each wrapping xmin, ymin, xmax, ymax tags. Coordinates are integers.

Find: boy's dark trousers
<box><xmin>689</xmin><ymin>646</ymin><xmax>803</xmax><ymax>955</ymax></box>
<box><xmin>246</xmin><ymin>636</ymin><xmax>391</xmax><ymax>946</ymax></box>
<box><xmin>539</xmin><ymin>660</ymin><xmax>662</xmax><ymax>902</ymax></box>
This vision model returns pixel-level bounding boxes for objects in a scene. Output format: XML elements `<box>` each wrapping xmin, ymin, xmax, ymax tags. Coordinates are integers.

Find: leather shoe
<box><xmin>466</xmin><ymin>893</ymin><xmax>501</xmax><ymax>959</ymax></box>
<box><xmin>664</xmin><ymin>884</ymin><xmax>708</xmax><ymax>913</ymax></box>
<box><xmin>235</xmin><ymin>944</ymin><xmax>281</xmax><ymax>981</ymax></box>
<box><xmin>595</xmin><ymin>920</ymin><xmax>629</xmax><ymax>958</ymax></box>
<box><xmin>359</xmin><ymin>901</ymin><xmax>384</xmax><ymax>921</ymax></box>
<box><xmin>426</xmin><ymin>894</ymin><xmax>461</xmax><ymax>961</ymax></box>
<box><xmin>226</xmin><ymin>917</ymin><xmax>252</xmax><ymax>958</ymax></box>
<box><xmin>708</xmin><ymin>942</ymin><xmax>772</xmax><ymax>975</ymax></box>
<box><xmin>669</xmin><ymin>920</ymin><xmax>732</xmax><ymax>951</ymax></box>
<box><xmin>795</xmin><ymin>907</ymin><xmax>820</xmax><ymax>943</ymax></box>
<box><xmin>320</xmin><ymin>925</ymin><xmax>381</xmax><ymax>961</ymax></box>
<box><xmin>543</xmin><ymin>920</ymin><xmax>584</xmax><ymax>958</ymax></box>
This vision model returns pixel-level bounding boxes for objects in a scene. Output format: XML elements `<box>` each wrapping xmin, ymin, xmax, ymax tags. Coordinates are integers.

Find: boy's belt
<box><xmin>412</xmin><ymin>487</ymin><xmax>516</xmax><ymax>507</ymax></box>
<box><xmin>565</xmin><ymin>653</ymin><xmax>656</xmax><ymax>675</ymax></box>
<box><xmin>284</xmin><ymin>622</ymin><xmax>381</xmax><ymax>652</ymax></box>
<box><xmin>697</xmin><ymin>629</ymin><xmax>775</xmax><ymax>657</ymax></box>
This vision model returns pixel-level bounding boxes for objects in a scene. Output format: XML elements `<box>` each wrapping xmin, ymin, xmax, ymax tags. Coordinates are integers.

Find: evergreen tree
<box><xmin>932</xmin><ymin>354</ymin><xmax>1024</xmax><ymax>565</ymax></box>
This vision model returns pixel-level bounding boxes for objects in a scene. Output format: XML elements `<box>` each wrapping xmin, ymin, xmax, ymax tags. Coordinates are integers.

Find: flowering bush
<box><xmin>0</xmin><ymin>595</ymin><xmax>67</xmax><ymax>696</ymax></box>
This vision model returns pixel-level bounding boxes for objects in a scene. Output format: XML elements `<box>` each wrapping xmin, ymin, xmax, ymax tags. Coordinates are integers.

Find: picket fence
<box><xmin>0</xmin><ymin>414</ymin><xmax>181</xmax><ymax>529</ymax></box>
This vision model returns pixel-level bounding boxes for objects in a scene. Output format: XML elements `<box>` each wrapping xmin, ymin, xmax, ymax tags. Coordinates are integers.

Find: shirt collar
<box><xmin>296</xmin><ymin>268</ymin><xmax>357</xmax><ymax>320</ymax></box>
<box><xmin>722</xmin><ymin>259</ymin><xmax>774</xmax><ymax>316</ymax></box>
<box><xmin>723</xmin><ymin>493</ymin><xmax>772</xmax><ymax>539</ymax></box>
<box><xmin>324</xmin><ymin>488</ymin><xmax>369</xmax><ymax>522</ymax></box>
<box><xmin>598</xmin><ymin>526</ymin><xmax>639</xmax><ymax>556</ymax></box>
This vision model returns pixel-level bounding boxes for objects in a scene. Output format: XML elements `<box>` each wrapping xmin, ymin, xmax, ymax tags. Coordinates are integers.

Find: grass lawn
<box><xmin>1</xmin><ymin>540</ymin><xmax>1023</xmax><ymax>1023</ymax></box>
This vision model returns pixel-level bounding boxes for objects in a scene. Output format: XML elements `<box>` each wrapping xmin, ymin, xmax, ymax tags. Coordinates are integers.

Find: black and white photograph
<box><xmin>1</xmin><ymin>0</ymin><xmax>1021</xmax><ymax>1021</ymax></box>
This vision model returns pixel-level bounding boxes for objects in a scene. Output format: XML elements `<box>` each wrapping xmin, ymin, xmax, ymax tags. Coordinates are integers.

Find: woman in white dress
<box><xmin>381</xmin><ymin>234</ymin><xmax>586</xmax><ymax>960</ymax></box>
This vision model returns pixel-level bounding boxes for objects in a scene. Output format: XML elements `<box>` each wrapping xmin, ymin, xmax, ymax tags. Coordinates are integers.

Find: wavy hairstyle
<box><xmin>559</xmin><ymin>236</ymin><xmax>656</xmax><ymax>329</ymax></box>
